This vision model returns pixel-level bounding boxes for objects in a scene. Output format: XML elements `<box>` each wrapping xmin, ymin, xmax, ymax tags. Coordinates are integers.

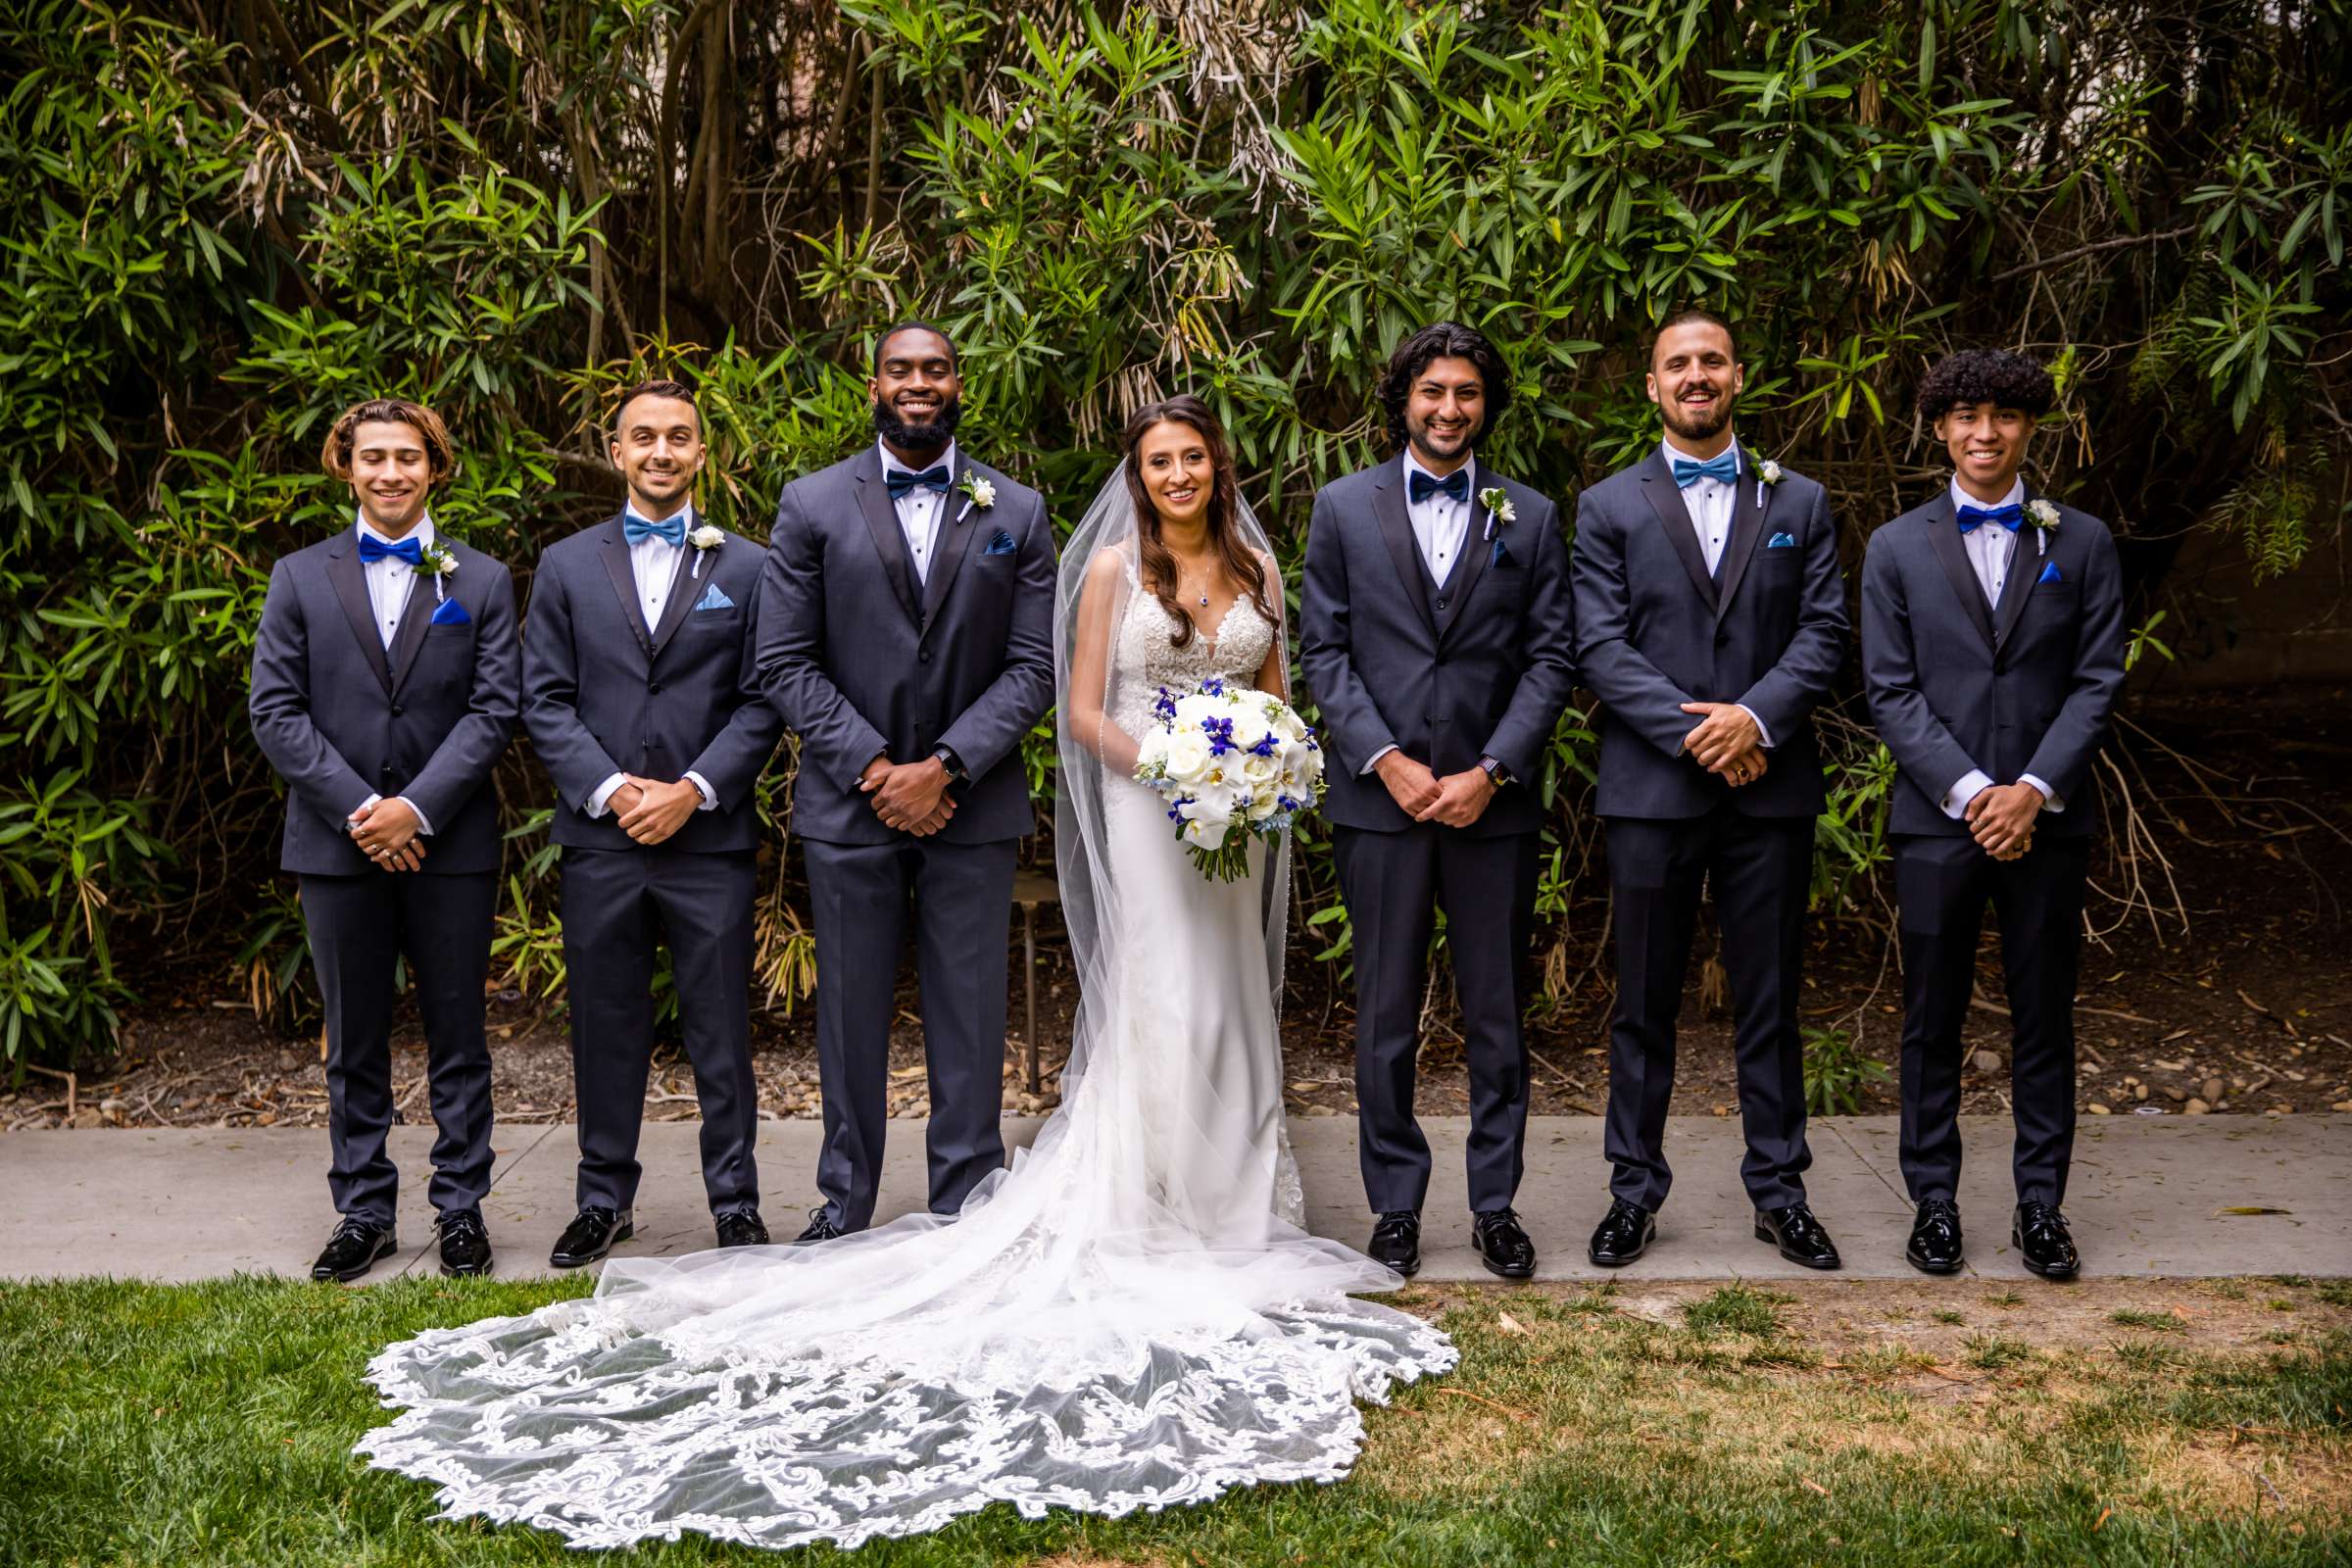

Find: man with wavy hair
<box><xmin>249</xmin><ymin>398</ymin><xmax>519</xmax><ymax>1281</ymax></box>
<box><xmin>1862</xmin><ymin>348</ymin><xmax>2126</xmax><ymax>1280</ymax></box>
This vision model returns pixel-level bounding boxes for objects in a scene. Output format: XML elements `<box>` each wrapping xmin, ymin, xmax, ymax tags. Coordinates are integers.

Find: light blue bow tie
<box><xmin>623</xmin><ymin>512</ymin><xmax>686</xmax><ymax>547</ymax></box>
<box><xmin>1955</xmin><ymin>503</ymin><xmax>2024</xmax><ymax>534</ymax></box>
<box><xmin>1671</xmin><ymin>452</ymin><xmax>1740</xmax><ymax>488</ymax></box>
<box><xmin>357</xmin><ymin>532</ymin><xmax>422</xmax><ymax>566</ymax></box>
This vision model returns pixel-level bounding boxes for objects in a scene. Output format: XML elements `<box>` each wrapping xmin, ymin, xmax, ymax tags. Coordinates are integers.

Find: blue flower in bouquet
<box><xmin>1132</xmin><ymin>678</ymin><xmax>1330</xmax><ymax>883</ymax></box>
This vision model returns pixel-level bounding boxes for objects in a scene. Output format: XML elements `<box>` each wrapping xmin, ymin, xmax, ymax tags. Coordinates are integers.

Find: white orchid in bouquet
<box><xmin>1134</xmin><ymin>677</ymin><xmax>1327</xmax><ymax>882</ymax></box>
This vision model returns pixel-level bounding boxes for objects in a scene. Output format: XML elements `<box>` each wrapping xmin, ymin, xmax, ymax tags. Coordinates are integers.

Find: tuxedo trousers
<box><xmin>802</xmin><ymin>834</ymin><xmax>1015</xmax><ymax>1232</ymax></box>
<box><xmin>559</xmin><ymin>845</ymin><xmax>760</xmax><ymax>1215</ymax></box>
<box><xmin>1893</xmin><ymin>833</ymin><xmax>2088</xmax><ymax>1206</ymax></box>
<box><xmin>300</xmin><ymin>870</ymin><xmax>497</xmax><ymax>1225</ymax></box>
<box><xmin>1601</xmin><ymin>807</ymin><xmax>1814</xmax><ymax>1212</ymax></box>
<box><xmin>1335</xmin><ymin>822</ymin><xmax>1537</xmax><ymax>1216</ymax></box>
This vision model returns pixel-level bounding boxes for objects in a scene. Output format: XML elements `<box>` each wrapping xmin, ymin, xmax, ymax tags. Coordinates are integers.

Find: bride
<box><xmin>357</xmin><ymin>394</ymin><xmax>1457</xmax><ymax>1551</ymax></box>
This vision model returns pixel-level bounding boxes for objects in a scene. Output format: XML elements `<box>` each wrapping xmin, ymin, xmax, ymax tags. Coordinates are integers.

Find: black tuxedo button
<box><xmin>390</xmin><ymin>703</ymin><xmax>404</xmax><ymax>715</ymax></box>
<box><xmin>1434</xmin><ymin>597</ymin><xmax>1447</xmax><ymax>611</ymax></box>
<box><xmin>649</xmin><ymin>680</ymin><xmax>662</xmax><ymax>694</ymax></box>
<box><xmin>919</xmin><ymin>649</ymin><xmax>933</xmax><ymax>664</ymax></box>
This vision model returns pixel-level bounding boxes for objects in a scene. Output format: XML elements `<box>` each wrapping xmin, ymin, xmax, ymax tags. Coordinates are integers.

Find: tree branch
<box><xmin>1990</xmin><ymin>224</ymin><xmax>2199</xmax><ymax>282</ymax></box>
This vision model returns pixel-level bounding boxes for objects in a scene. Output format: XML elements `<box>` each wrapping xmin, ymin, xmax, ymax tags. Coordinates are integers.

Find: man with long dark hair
<box><xmin>1300</xmin><ymin>322</ymin><xmax>1577</xmax><ymax>1278</ymax></box>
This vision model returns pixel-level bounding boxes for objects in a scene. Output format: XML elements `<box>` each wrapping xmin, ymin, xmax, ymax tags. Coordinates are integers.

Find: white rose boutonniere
<box><xmin>957</xmin><ymin>471</ymin><xmax>996</xmax><ymax>520</ymax></box>
<box><xmin>2025</xmin><ymin>498</ymin><xmax>2060</xmax><ymax>556</ymax></box>
<box><xmin>415</xmin><ymin>541</ymin><xmax>459</xmax><ymax>600</ymax></box>
<box><xmin>1756</xmin><ymin>458</ymin><xmax>1784</xmax><ymax>507</ymax></box>
<box><xmin>1478</xmin><ymin>485</ymin><xmax>1514</xmax><ymax>541</ymax></box>
<box><xmin>688</xmin><ymin>522</ymin><xmax>724</xmax><ymax>576</ymax></box>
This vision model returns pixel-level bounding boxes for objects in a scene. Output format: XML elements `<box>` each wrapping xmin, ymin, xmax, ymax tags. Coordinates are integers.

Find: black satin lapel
<box><xmin>324</xmin><ymin>537</ymin><xmax>393</xmax><ymax>696</ymax></box>
<box><xmin>1711</xmin><ymin>463</ymin><xmax>1771</xmax><ymax>622</ymax></box>
<box><xmin>1990</xmin><ymin>494</ymin><xmax>2039</xmax><ymax>651</ymax></box>
<box><xmin>1436</xmin><ymin>459</ymin><xmax>1495</xmax><ymax>641</ymax></box>
<box><xmin>386</xmin><ymin>570</ymin><xmax>435</xmax><ymax>695</ymax></box>
<box><xmin>1373</xmin><ymin>459</ymin><xmax>1437</xmax><ymax>638</ymax></box>
<box><xmin>857</xmin><ymin>459</ymin><xmax>921</xmax><ymax>622</ymax></box>
<box><xmin>918</xmin><ymin>462</ymin><xmax>983</xmax><ymax>629</ymax></box>
<box><xmin>599</xmin><ymin>519</ymin><xmax>655</xmax><ymax>656</ymax></box>
<box><xmin>1641</xmin><ymin>452</ymin><xmax>1718</xmax><ymax>612</ymax></box>
<box><xmin>648</xmin><ymin>538</ymin><xmax>699</xmax><ymax>657</ymax></box>
<box><xmin>1924</xmin><ymin>494</ymin><xmax>1997</xmax><ymax>649</ymax></box>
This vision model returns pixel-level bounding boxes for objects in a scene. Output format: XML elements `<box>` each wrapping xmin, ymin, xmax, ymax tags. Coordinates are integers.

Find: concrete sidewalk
<box><xmin>2</xmin><ymin>1115</ymin><xmax>2344</xmax><ymax>1284</ymax></box>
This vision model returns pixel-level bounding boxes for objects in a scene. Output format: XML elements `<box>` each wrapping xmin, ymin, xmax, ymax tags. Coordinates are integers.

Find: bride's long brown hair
<box><xmin>1120</xmin><ymin>395</ymin><xmax>1273</xmax><ymax>648</ymax></box>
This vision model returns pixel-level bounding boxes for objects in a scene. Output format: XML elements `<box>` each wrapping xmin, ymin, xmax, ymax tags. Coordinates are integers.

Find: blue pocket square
<box><xmin>2037</xmin><ymin>561</ymin><xmax>2063</xmax><ymax>585</ymax></box>
<box><xmin>1766</xmin><ymin>532</ymin><xmax>1797</xmax><ymax>549</ymax></box>
<box><xmin>1490</xmin><ymin>537</ymin><xmax>1518</xmax><ymax>568</ymax></box>
<box><xmin>429</xmin><ymin>597</ymin><xmax>470</xmax><ymax>626</ymax></box>
<box><xmin>695</xmin><ymin>582</ymin><xmax>735</xmax><ymax>612</ymax></box>
<box><xmin>984</xmin><ymin>529</ymin><xmax>1016</xmax><ymax>556</ymax></box>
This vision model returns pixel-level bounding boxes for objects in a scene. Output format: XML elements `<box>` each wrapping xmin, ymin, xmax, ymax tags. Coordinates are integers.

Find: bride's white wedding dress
<box><xmin>357</xmin><ymin>538</ymin><xmax>1456</xmax><ymax>1551</ymax></box>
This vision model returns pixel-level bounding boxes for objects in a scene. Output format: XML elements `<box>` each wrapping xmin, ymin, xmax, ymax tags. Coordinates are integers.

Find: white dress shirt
<box><xmin>1659</xmin><ymin>437</ymin><xmax>1773</xmax><ymax>751</ymax></box>
<box><xmin>1938</xmin><ymin>475</ymin><xmax>2060</xmax><ymax>818</ymax></box>
<box><xmin>586</xmin><ymin>503</ymin><xmax>717</xmax><ymax>820</ymax></box>
<box><xmin>880</xmin><ymin>438</ymin><xmax>958</xmax><ymax>586</ymax></box>
<box><xmin>351</xmin><ymin>513</ymin><xmax>434</xmax><ymax>835</ymax></box>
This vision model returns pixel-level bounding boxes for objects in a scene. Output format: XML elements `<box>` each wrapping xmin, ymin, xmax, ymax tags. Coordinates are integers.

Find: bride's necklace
<box><xmin>1170</xmin><ymin>548</ymin><xmax>1217</xmax><ymax>609</ymax></box>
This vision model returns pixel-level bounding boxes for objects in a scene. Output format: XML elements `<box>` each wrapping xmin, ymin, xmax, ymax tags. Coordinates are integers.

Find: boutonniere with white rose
<box><xmin>1755</xmin><ymin>458</ymin><xmax>1784</xmax><ymax>508</ymax></box>
<box><xmin>1478</xmin><ymin>486</ymin><xmax>1514</xmax><ymax>542</ymax></box>
<box><xmin>688</xmin><ymin>522</ymin><xmax>724</xmax><ymax>577</ymax></box>
<box><xmin>415</xmin><ymin>541</ymin><xmax>459</xmax><ymax>601</ymax></box>
<box><xmin>2024</xmin><ymin>498</ymin><xmax>2060</xmax><ymax>556</ymax></box>
<box><xmin>956</xmin><ymin>471</ymin><xmax>996</xmax><ymax>521</ymax></box>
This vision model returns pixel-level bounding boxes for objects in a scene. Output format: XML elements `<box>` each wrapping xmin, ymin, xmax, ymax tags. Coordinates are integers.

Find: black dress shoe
<box><xmin>1906</xmin><ymin>1199</ymin><xmax>1965</xmax><ymax>1275</ymax></box>
<box><xmin>549</xmin><ymin>1206</ymin><xmax>632</xmax><ymax>1269</ymax></box>
<box><xmin>1588</xmin><ymin>1199</ymin><xmax>1654</xmax><ymax>1267</ymax></box>
<box><xmin>794</xmin><ymin>1207</ymin><xmax>848</xmax><ymax>1246</ymax></box>
<box><xmin>2013</xmin><ymin>1200</ymin><xmax>2081</xmax><ymax>1280</ymax></box>
<box><xmin>436</xmin><ymin>1208</ymin><xmax>493</xmax><ymax>1278</ymax></box>
<box><xmin>1367</xmin><ymin>1210</ymin><xmax>1421</xmax><ymax>1277</ymax></box>
<box><xmin>714</xmin><ymin>1208</ymin><xmax>768</xmax><ymax>1249</ymax></box>
<box><xmin>1472</xmin><ymin>1207</ymin><xmax>1537</xmax><ymax>1280</ymax></box>
<box><xmin>312</xmin><ymin>1216</ymin><xmax>397</xmax><ymax>1282</ymax></box>
<box><xmin>1754</xmin><ymin>1202</ymin><xmax>1841</xmax><ymax>1270</ymax></box>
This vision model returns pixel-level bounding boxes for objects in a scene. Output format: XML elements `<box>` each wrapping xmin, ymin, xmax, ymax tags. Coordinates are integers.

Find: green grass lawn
<box><xmin>1</xmin><ymin>1273</ymin><xmax>2344</xmax><ymax>1566</ymax></box>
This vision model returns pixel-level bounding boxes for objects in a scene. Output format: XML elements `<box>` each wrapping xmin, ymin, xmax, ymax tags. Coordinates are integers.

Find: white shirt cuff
<box><xmin>1737</xmin><ymin>705</ymin><xmax>1774</xmax><ymax>750</ymax></box>
<box><xmin>587</xmin><ymin>772</ymin><xmax>628</xmax><ymax>819</ymax></box>
<box><xmin>1361</xmin><ymin>744</ymin><xmax>1397</xmax><ymax>777</ymax></box>
<box><xmin>393</xmin><ymin>796</ymin><xmax>433</xmax><ymax>836</ymax></box>
<box><xmin>2020</xmin><ymin>773</ymin><xmax>2062</xmax><ymax>812</ymax></box>
<box><xmin>1940</xmin><ymin>768</ymin><xmax>1993</xmax><ymax>820</ymax></box>
<box><xmin>685</xmin><ymin>770</ymin><xmax>718</xmax><ymax>810</ymax></box>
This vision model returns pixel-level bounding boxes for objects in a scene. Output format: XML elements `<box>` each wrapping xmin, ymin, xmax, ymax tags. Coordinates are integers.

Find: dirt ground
<box><xmin>6</xmin><ymin>686</ymin><xmax>2347</xmax><ymax>1135</ymax></box>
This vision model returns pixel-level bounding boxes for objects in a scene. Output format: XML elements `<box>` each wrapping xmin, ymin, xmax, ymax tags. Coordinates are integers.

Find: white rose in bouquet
<box><xmin>1134</xmin><ymin>678</ymin><xmax>1329</xmax><ymax>881</ymax></box>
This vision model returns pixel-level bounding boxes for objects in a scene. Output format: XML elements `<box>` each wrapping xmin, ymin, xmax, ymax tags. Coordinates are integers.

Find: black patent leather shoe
<box><xmin>1588</xmin><ymin>1199</ymin><xmax>1654</xmax><ymax>1267</ymax></box>
<box><xmin>1754</xmin><ymin>1202</ymin><xmax>1841</xmax><ymax>1270</ymax></box>
<box><xmin>2013</xmin><ymin>1201</ymin><xmax>2081</xmax><ymax>1280</ymax></box>
<box><xmin>794</xmin><ymin>1207</ymin><xmax>848</xmax><ymax>1246</ymax></box>
<box><xmin>549</xmin><ymin>1206</ymin><xmax>632</xmax><ymax>1269</ymax></box>
<box><xmin>1906</xmin><ymin>1199</ymin><xmax>1965</xmax><ymax>1275</ymax></box>
<box><xmin>1367</xmin><ymin>1210</ymin><xmax>1421</xmax><ymax>1276</ymax></box>
<box><xmin>1472</xmin><ymin>1207</ymin><xmax>1537</xmax><ymax>1280</ymax></box>
<box><xmin>436</xmin><ymin>1207</ymin><xmax>493</xmax><ymax>1278</ymax></box>
<box><xmin>714</xmin><ymin>1208</ymin><xmax>769</xmax><ymax>1249</ymax></box>
<box><xmin>311</xmin><ymin>1216</ymin><xmax>397</xmax><ymax>1282</ymax></box>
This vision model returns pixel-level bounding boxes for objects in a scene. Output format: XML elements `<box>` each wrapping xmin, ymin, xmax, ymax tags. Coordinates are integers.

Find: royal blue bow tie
<box><xmin>1407</xmin><ymin>468</ymin><xmax>1469</xmax><ymax>506</ymax></box>
<box><xmin>1671</xmin><ymin>452</ymin><xmax>1740</xmax><ymax>489</ymax></box>
<box><xmin>623</xmin><ymin>512</ymin><xmax>686</xmax><ymax>547</ymax></box>
<box><xmin>885</xmin><ymin>466</ymin><xmax>952</xmax><ymax>500</ymax></box>
<box><xmin>357</xmin><ymin>533</ymin><xmax>423</xmax><ymax>566</ymax></box>
<box><xmin>1955</xmin><ymin>503</ymin><xmax>2025</xmax><ymax>534</ymax></box>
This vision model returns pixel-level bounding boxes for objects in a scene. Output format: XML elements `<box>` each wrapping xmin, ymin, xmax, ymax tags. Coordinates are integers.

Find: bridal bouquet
<box><xmin>1134</xmin><ymin>677</ymin><xmax>1326</xmax><ymax>882</ymax></box>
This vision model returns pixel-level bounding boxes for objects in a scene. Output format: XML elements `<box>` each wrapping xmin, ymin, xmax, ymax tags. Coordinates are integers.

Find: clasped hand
<box><xmin>609</xmin><ymin>776</ymin><xmax>704</xmax><ymax>846</ymax></box>
<box><xmin>861</xmin><ymin>755</ymin><xmax>955</xmax><ymax>836</ymax></box>
<box><xmin>348</xmin><ymin>797</ymin><xmax>425</xmax><ymax>871</ymax></box>
<box><xmin>1965</xmin><ymin>781</ymin><xmax>2042</xmax><ymax>861</ymax></box>
<box><xmin>1376</xmin><ymin>752</ymin><xmax>1495</xmax><ymax>829</ymax></box>
<box><xmin>1680</xmin><ymin>702</ymin><xmax>1768</xmax><ymax>788</ymax></box>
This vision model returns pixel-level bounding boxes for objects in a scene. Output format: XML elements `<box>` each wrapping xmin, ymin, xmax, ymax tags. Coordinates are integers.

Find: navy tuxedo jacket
<box><xmin>522</xmin><ymin>514</ymin><xmax>783</xmax><ymax>854</ymax></box>
<box><xmin>1570</xmin><ymin>450</ymin><xmax>1848</xmax><ymax>820</ymax></box>
<box><xmin>1299</xmin><ymin>454</ymin><xmax>1577</xmax><ymax>839</ymax></box>
<box><xmin>1861</xmin><ymin>488</ymin><xmax>2127</xmax><ymax>839</ymax></box>
<box><xmin>756</xmin><ymin>448</ymin><xmax>1056</xmax><ymax>846</ymax></box>
<box><xmin>248</xmin><ymin>528</ymin><xmax>519</xmax><ymax>875</ymax></box>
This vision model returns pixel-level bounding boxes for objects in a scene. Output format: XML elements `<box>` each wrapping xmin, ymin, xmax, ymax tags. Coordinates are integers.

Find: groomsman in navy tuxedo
<box><xmin>1571</xmin><ymin>310</ymin><xmax>1849</xmax><ymax>1271</ymax></box>
<box><xmin>523</xmin><ymin>378</ymin><xmax>784</xmax><ymax>1267</ymax></box>
<box><xmin>757</xmin><ymin>322</ymin><xmax>1056</xmax><ymax>1242</ymax></box>
<box><xmin>249</xmin><ymin>399</ymin><xmax>518</xmax><ymax>1281</ymax></box>
<box><xmin>1301</xmin><ymin>322</ymin><xmax>1577</xmax><ymax>1280</ymax></box>
<box><xmin>1862</xmin><ymin>350</ymin><xmax>2126</xmax><ymax>1280</ymax></box>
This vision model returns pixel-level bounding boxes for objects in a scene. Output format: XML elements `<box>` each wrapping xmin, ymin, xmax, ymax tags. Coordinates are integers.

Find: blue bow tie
<box><xmin>1671</xmin><ymin>452</ymin><xmax>1740</xmax><ymax>489</ymax></box>
<box><xmin>885</xmin><ymin>466</ymin><xmax>952</xmax><ymax>500</ymax></box>
<box><xmin>1955</xmin><ymin>502</ymin><xmax>2025</xmax><ymax>534</ymax></box>
<box><xmin>357</xmin><ymin>532</ymin><xmax>423</xmax><ymax>566</ymax></box>
<box><xmin>623</xmin><ymin>512</ymin><xmax>686</xmax><ymax>547</ymax></box>
<box><xmin>1407</xmin><ymin>467</ymin><xmax>1469</xmax><ymax>506</ymax></box>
